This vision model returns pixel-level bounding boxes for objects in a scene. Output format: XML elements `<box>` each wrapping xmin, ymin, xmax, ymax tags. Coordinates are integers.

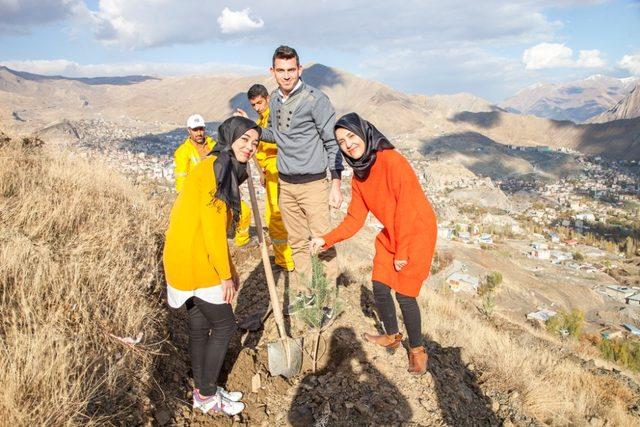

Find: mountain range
<box><xmin>1</xmin><ymin>64</ymin><xmax>640</xmax><ymax>160</ymax></box>
<box><xmin>500</xmin><ymin>75</ymin><xmax>639</xmax><ymax>123</ymax></box>
<box><xmin>589</xmin><ymin>84</ymin><xmax>640</xmax><ymax>123</ymax></box>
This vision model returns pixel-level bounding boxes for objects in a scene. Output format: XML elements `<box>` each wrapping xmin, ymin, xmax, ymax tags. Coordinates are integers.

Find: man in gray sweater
<box><xmin>237</xmin><ymin>45</ymin><xmax>343</xmax><ymax>300</ymax></box>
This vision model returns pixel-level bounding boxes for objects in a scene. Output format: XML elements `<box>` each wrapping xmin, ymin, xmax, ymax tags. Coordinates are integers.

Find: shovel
<box><xmin>245</xmin><ymin>162</ymin><xmax>302</xmax><ymax>378</ymax></box>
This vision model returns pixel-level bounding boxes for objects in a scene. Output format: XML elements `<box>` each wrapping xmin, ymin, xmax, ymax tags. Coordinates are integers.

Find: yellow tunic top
<box><xmin>173</xmin><ymin>135</ymin><xmax>216</xmax><ymax>193</ymax></box>
<box><xmin>254</xmin><ymin>108</ymin><xmax>277</xmax><ymax>169</ymax></box>
<box><xmin>163</xmin><ymin>155</ymin><xmax>235</xmax><ymax>291</ymax></box>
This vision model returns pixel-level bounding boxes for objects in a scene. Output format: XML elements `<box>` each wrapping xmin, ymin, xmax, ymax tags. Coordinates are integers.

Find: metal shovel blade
<box><xmin>267</xmin><ymin>337</ymin><xmax>303</xmax><ymax>378</ymax></box>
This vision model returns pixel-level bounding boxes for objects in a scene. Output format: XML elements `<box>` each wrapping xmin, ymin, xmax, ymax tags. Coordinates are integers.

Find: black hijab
<box><xmin>334</xmin><ymin>112</ymin><xmax>394</xmax><ymax>180</ymax></box>
<box><xmin>210</xmin><ymin>116</ymin><xmax>261</xmax><ymax>229</ymax></box>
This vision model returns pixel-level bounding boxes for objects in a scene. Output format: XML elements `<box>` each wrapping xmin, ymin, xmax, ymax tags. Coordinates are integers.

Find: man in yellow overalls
<box><xmin>173</xmin><ymin>114</ymin><xmax>251</xmax><ymax>246</ymax></box>
<box><xmin>246</xmin><ymin>84</ymin><xmax>294</xmax><ymax>270</ymax></box>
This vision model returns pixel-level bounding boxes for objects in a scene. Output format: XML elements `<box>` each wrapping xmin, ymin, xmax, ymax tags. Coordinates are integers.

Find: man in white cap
<box><xmin>174</xmin><ymin>114</ymin><xmax>215</xmax><ymax>193</ymax></box>
<box><xmin>173</xmin><ymin>114</ymin><xmax>252</xmax><ymax>246</ymax></box>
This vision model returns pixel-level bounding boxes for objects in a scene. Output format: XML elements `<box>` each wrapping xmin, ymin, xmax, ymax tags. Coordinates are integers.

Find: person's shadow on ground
<box><xmin>360</xmin><ymin>284</ymin><xmax>500</xmax><ymax>425</ymax></box>
<box><xmin>218</xmin><ymin>252</ymin><xmax>291</xmax><ymax>385</ymax></box>
<box><xmin>288</xmin><ymin>327</ymin><xmax>413</xmax><ymax>426</ymax></box>
<box><xmin>425</xmin><ymin>339</ymin><xmax>501</xmax><ymax>426</ymax></box>
<box><xmin>359</xmin><ymin>284</ymin><xmax>385</xmax><ymax>334</ymax></box>
<box><xmin>233</xmin><ymin>249</ymin><xmax>292</xmax><ymax>339</ymax></box>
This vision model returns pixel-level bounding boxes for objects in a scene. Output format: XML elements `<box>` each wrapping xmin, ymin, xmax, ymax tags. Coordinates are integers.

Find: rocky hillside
<box><xmin>500</xmin><ymin>75</ymin><xmax>639</xmax><ymax>123</ymax></box>
<box><xmin>589</xmin><ymin>84</ymin><xmax>640</xmax><ymax>123</ymax></box>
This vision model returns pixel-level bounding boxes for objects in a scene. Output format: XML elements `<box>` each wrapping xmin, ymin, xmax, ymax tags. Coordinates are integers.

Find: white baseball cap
<box><xmin>187</xmin><ymin>114</ymin><xmax>206</xmax><ymax>129</ymax></box>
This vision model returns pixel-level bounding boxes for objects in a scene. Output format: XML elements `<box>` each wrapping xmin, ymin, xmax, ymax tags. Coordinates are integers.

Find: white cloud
<box><xmin>217</xmin><ymin>7</ymin><xmax>264</xmax><ymax>34</ymax></box>
<box><xmin>0</xmin><ymin>1</ymin><xmax>617</xmax><ymax>100</ymax></box>
<box><xmin>75</xmin><ymin>0</ymin><xmax>582</xmax><ymax>101</ymax></box>
<box><xmin>81</xmin><ymin>0</ymin><xmax>567</xmax><ymax>50</ymax></box>
<box><xmin>523</xmin><ymin>43</ymin><xmax>606</xmax><ymax>69</ymax></box>
<box><xmin>0</xmin><ymin>59</ymin><xmax>77</xmax><ymax>75</ymax></box>
<box><xmin>90</xmin><ymin>0</ymin><xmax>221</xmax><ymax>49</ymax></box>
<box><xmin>0</xmin><ymin>59</ymin><xmax>261</xmax><ymax>77</ymax></box>
<box><xmin>523</xmin><ymin>43</ymin><xmax>575</xmax><ymax>69</ymax></box>
<box><xmin>0</xmin><ymin>0</ymin><xmax>85</xmax><ymax>34</ymax></box>
<box><xmin>576</xmin><ymin>49</ymin><xmax>606</xmax><ymax>68</ymax></box>
<box><xmin>619</xmin><ymin>54</ymin><xmax>640</xmax><ymax>76</ymax></box>
<box><xmin>89</xmin><ymin>2</ymin><xmax>262</xmax><ymax>48</ymax></box>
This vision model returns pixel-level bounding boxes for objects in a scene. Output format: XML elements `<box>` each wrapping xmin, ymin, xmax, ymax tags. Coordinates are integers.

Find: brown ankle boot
<box><xmin>408</xmin><ymin>346</ymin><xmax>428</xmax><ymax>375</ymax></box>
<box><xmin>362</xmin><ymin>332</ymin><xmax>403</xmax><ymax>351</ymax></box>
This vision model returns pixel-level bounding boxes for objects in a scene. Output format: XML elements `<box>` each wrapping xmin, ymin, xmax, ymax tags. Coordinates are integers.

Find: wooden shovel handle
<box><xmin>245</xmin><ymin>163</ymin><xmax>289</xmax><ymax>340</ymax></box>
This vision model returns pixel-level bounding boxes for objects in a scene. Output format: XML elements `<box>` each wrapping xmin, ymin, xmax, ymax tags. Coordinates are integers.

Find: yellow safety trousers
<box><xmin>234</xmin><ymin>200</ymin><xmax>251</xmax><ymax>247</ymax></box>
<box><xmin>261</xmin><ymin>158</ymin><xmax>294</xmax><ymax>270</ymax></box>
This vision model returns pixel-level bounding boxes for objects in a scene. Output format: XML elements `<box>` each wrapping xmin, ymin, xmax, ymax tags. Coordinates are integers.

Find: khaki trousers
<box><xmin>278</xmin><ymin>178</ymin><xmax>338</xmax><ymax>293</ymax></box>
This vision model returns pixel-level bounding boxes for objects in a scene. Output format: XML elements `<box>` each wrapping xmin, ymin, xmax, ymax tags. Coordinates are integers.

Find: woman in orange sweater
<box><xmin>163</xmin><ymin>116</ymin><xmax>260</xmax><ymax>416</ymax></box>
<box><xmin>310</xmin><ymin>112</ymin><xmax>437</xmax><ymax>375</ymax></box>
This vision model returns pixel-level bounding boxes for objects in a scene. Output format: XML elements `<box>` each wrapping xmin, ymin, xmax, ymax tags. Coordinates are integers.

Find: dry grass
<box><xmin>2</xmin><ymin>130</ymin><xmax>638</xmax><ymax>425</ymax></box>
<box><xmin>0</xmin><ymin>136</ymin><xmax>168</xmax><ymax>425</ymax></box>
<box><xmin>420</xmin><ymin>288</ymin><xmax>639</xmax><ymax>425</ymax></box>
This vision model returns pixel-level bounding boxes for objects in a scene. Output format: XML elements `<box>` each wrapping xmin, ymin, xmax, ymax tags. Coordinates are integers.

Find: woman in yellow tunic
<box><xmin>163</xmin><ymin>116</ymin><xmax>260</xmax><ymax>417</ymax></box>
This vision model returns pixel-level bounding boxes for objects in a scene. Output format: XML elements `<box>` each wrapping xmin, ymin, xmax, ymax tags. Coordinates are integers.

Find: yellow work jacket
<box><xmin>173</xmin><ymin>135</ymin><xmax>215</xmax><ymax>193</ymax></box>
<box><xmin>255</xmin><ymin>108</ymin><xmax>277</xmax><ymax>169</ymax></box>
<box><xmin>163</xmin><ymin>155</ymin><xmax>235</xmax><ymax>290</ymax></box>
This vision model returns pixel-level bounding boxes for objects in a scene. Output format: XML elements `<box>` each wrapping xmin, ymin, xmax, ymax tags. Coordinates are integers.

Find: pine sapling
<box><xmin>291</xmin><ymin>255</ymin><xmax>343</xmax><ymax>371</ymax></box>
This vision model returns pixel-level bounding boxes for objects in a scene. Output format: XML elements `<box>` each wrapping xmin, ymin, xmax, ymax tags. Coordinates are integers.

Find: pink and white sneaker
<box><xmin>193</xmin><ymin>388</ymin><xmax>245</xmax><ymax>416</ymax></box>
<box><xmin>218</xmin><ymin>387</ymin><xmax>243</xmax><ymax>402</ymax></box>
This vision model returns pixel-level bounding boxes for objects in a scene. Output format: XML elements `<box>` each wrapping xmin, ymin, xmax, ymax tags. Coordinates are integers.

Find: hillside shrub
<box><xmin>546</xmin><ymin>309</ymin><xmax>584</xmax><ymax>338</ymax></box>
<box><xmin>598</xmin><ymin>338</ymin><xmax>640</xmax><ymax>372</ymax></box>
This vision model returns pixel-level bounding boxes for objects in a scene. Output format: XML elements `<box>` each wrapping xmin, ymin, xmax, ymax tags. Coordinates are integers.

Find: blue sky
<box><xmin>0</xmin><ymin>0</ymin><xmax>639</xmax><ymax>102</ymax></box>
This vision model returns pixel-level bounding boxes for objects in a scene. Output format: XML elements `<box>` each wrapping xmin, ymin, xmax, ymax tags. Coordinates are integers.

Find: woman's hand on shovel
<box><xmin>222</xmin><ymin>278</ymin><xmax>237</xmax><ymax>304</ymax></box>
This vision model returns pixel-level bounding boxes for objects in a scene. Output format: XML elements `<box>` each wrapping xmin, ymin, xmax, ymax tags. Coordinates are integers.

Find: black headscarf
<box><xmin>210</xmin><ymin>116</ymin><xmax>261</xmax><ymax>229</ymax></box>
<box><xmin>334</xmin><ymin>112</ymin><xmax>394</xmax><ymax>180</ymax></box>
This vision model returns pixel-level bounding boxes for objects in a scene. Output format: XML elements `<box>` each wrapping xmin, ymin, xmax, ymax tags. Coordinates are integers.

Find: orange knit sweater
<box><xmin>323</xmin><ymin>149</ymin><xmax>437</xmax><ymax>297</ymax></box>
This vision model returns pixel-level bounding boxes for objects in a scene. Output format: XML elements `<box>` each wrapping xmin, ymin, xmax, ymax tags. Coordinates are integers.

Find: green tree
<box><xmin>486</xmin><ymin>271</ymin><xmax>503</xmax><ymax>287</ymax></box>
<box><xmin>291</xmin><ymin>256</ymin><xmax>343</xmax><ymax>371</ymax></box>
<box><xmin>478</xmin><ymin>271</ymin><xmax>503</xmax><ymax>297</ymax></box>
<box><xmin>546</xmin><ymin>309</ymin><xmax>584</xmax><ymax>338</ymax></box>
<box><xmin>598</xmin><ymin>338</ymin><xmax>640</xmax><ymax>372</ymax></box>
<box><xmin>477</xmin><ymin>271</ymin><xmax>503</xmax><ymax>317</ymax></box>
<box><xmin>481</xmin><ymin>292</ymin><xmax>495</xmax><ymax>318</ymax></box>
<box><xmin>293</xmin><ymin>256</ymin><xmax>342</xmax><ymax>328</ymax></box>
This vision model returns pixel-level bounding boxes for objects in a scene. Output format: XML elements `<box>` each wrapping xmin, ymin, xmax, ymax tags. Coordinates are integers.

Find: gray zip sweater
<box><xmin>260</xmin><ymin>81</ymin><xmax>343</xmax><ymax>183</ymax></box>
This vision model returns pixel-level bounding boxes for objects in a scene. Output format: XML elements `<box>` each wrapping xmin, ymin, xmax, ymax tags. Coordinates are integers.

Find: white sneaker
<box><xmin>193</xmin><ymin>389</ymin><xmax>245</xmax><ymax>416</ymax></box>
<box><xmin>214</xmin><ymin>395</ymin><xmax>245</xmax><ymax>416</ymax></box>
<box><xmin>193</xmin><ymin>389</ymin><xmax>215</xmax><ymax>412</ymax></box>
<box><xmin>218</xmin><ymin>386</ymin><xmax>243</xmax><ymax>402</ymax></box>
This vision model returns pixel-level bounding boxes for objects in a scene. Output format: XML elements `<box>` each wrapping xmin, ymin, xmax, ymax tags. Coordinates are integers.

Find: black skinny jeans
<box><xmin>186</xmin><ymin>297</ymin><xmax>237</xmax><ymax>396</ymax></box>
<box><xmin>372</xmin><ymin>281</ymin><xmax>423</xmax><ymax>348</ymax></box>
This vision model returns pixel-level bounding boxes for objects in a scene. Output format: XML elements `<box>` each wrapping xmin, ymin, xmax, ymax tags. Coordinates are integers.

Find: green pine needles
<box><xmin>292</xmin><ymin>255</ymin><xmax>343</xmax><ymax>330</ymax></box>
